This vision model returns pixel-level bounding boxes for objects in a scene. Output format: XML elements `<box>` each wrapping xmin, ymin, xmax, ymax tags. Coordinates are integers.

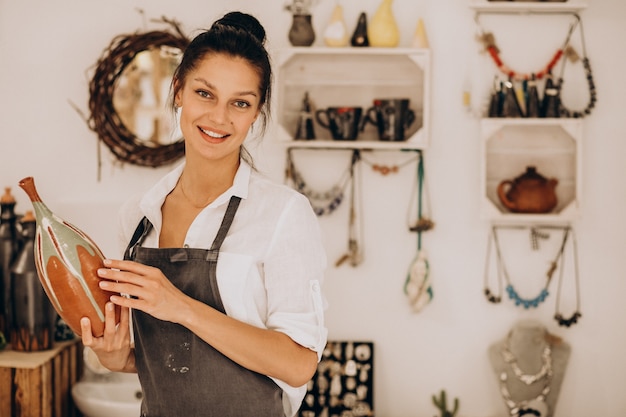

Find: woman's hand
<box><xmin>80</xmin><ymin>302</ymin><xmax>134</xmax><ymax>372</ymax></box>
<box><xmin>97</xmin><ymin>259</ymin><xmax>190</xmax><ymax>324</ymax></box>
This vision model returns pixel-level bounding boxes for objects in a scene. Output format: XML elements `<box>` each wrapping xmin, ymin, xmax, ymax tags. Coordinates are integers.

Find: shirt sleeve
<box><xmin>262</xmin><ymin>192</ymin><xmax>328</xmax><ymax>360</ymax></box>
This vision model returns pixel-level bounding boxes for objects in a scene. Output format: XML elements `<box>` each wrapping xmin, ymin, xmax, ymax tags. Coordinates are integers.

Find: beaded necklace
<box><xmin>484</xmin><ymin>226</ymin><xmax>569</xmax><ymax>309</ymax></box>
<box><xmin>476</xmin><ymin>14</ymin><xmax>579</xmax><ymax>82</ymax></box>
<box><xmin>553</xmin><ymin>227</ymin><xmax>582</xmax><ymax>327</ymax></box>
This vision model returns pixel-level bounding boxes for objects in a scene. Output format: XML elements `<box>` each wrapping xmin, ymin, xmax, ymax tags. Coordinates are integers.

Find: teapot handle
<box><xmin>497</xmin><ymin>180</ymin><xmax>517</xmax><ymax>212</ymax></box>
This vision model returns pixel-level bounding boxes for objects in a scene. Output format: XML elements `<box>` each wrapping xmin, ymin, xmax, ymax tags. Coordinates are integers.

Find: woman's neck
<box><xmin>179</xmin><ymin>154</ymin><xmax>240</xmax><ymax>207</ymax></box>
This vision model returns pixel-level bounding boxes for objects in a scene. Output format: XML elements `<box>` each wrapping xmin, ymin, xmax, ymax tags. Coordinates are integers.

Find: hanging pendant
<box><xmin>404</xmin><ymin>250</ymin><xmax>433</xmax><ymax>312</ymax></box>
<box><xmin>18</xmin><ymin>177</ymin><xmax>120</xmax><ymax>337</ymax></box>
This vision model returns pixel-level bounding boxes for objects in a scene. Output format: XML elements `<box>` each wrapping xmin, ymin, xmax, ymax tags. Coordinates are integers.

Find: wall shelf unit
<box><xmin>274</xmin><ymin>47</ymin><xmax>431</xmax><ymax>150</ymax></box>
<box><xmin>469</xmin><ymin>1</ymin><xmax>588</xmax><ymax>14</ymax></box>
<box><xmin>480</xmin><ymin>118</ymin><xmax>582</xmax><ymax>225</ymax></box>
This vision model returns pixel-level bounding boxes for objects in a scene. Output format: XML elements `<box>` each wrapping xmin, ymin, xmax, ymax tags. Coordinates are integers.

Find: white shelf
<box><xmin>469</xmin><ymin>0</ymin><xmax>588</xmax><ymax>14</ymax></box>
<box><xmin>274</xmin><ymin>47</ymin><xmax>431</xmax><ymax>150</ymax></box>
<box><xmin>480</xmin><ymin>118</ymin><xmax>583</xmax><ymax>224</ymax></box>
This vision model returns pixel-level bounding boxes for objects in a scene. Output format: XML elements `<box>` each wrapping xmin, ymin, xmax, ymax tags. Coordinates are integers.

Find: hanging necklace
<box><xmin>484</xmin><ymin>226</ymin><xmax>502</xmax><ymax>304</ymax></box>
<box><xmin>475</xmin><ymin>14</ymin><xmax>578</xmax><ymax>82</ymax></box>
<box><xmin>499</xmin><ymin>368</ymin><xmax>552</xmax><ymax>417</ymax></box>
<box><xmin>404</xmin><ymin>151</ymin><xmax>434</xmax><ymax>312</ymax></box>
<box><xmin>486</xmin><ymin>226</ymin><xmax>569</xmax><ymax>309</ymax></box>
<box><xmin>501</xmin><ymin>332</ymin><xmax>553</xmax><ymax>385</ymax></box>
<box><xmin>360</xmin><ymin>152</ymin><xmax>419</xmax><ymax>176</ymax></box>
<box><xmin>554</xmin><ymin>227</ymin><xmax>582</xmax><ymax>327</ymax></box>
<box><xmin>335</xmin><ymin>150</ymin><xmax>363</xmax><ymax>268</ymax></box>
<box><xmin>285</xmin><ymin>149</ymin><xmax>353</xmax><ymax>216</ymax></box>
<box><xmin>557</xmin><ymin>15</ymin><xmax>597</xmax><ymax>118</ymax></box>
<box><xmin>179</xmin><ymin>179</ymin><xmax>213</xmax><ymax>209</ymax></box>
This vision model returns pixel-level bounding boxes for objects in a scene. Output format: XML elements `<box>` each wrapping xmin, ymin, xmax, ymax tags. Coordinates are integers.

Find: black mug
<box><xmin>315</xmin><ymin>107</ymin><xmax>364</xmax><ymax>140</ymax></box>
<box><xmin>365</xmin><ymin>99</ymin><xmax>416</xmax><ymax>141</ymax></box>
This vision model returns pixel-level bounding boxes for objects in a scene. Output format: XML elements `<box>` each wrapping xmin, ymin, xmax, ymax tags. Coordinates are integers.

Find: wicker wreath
<box><xmin>87</xmin><ymin>20</ymin><xmax>189</xmax><ymax>168</ymax></box>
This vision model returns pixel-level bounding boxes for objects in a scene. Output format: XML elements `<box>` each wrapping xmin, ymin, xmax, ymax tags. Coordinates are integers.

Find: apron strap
<box><xmin>209</xmin><ymin>196</ymin><xmax>242</xmax><ymax>253</ymax></box>
<box><xmin>124</xmin><ymin>216</ymin><xmax>153</xmax><ymax>260</ymax></box>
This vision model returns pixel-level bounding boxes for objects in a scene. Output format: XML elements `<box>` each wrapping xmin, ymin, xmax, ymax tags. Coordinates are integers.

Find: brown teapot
<box><xmin>497</xmin><ymin>166</ymin><xmax>558</xmax><ymax>214</ymax></box>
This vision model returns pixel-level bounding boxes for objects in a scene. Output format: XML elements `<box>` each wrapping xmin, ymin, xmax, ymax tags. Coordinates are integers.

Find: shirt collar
<box><xmin>139</xmin><ymin>158</ymin><xmax>251</xmax><ymax>227</ymax></box>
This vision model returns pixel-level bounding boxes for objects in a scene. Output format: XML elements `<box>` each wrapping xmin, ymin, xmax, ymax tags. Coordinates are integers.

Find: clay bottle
<box><xmin>351</xmin><ymin>12</ymin><xmax>369</xmax><ymax>47</ymax></box>
<box><xmin>10</xmin><ymin>211</ymin><xmax>54</xmax><ymax>351</ymax></box>
<box><xmin>0</xmin><ymin>187</ymin><xmax>18</xmax><ymax>338</ymax></box>
<box><xmin>18</xmin><ymin>177</ymin><xmax>119</xmax><ymax>337</ymax></box>
<box><xmin>323</xmin><ymin>4</ymin><xmax>349</xmax><ymax>47</ymax></box>
<box><xmin>368</xmin><ymin>0</ymin><xmax>400</xmax><ymax>47</ymax></box>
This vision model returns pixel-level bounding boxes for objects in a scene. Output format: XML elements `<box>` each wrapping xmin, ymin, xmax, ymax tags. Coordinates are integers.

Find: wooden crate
<box><xmin>0</xmin><ymin>339</ymin><xmax>83</xmax><ymax>417</ymax></box>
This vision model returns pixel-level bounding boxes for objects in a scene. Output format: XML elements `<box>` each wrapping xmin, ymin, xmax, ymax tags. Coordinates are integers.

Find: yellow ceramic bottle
<box><xmin>368</xmin><ymin>0</ymin><xmax>400</xmax><ymax>47</ymax></box>
<box><xmin>323</xmin><ymin>4</ymin><xmax>349</xmax><ymax>47</ymax></box>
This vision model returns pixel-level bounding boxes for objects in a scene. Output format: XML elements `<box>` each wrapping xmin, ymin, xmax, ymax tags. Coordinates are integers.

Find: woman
<box><xmin>80</xmin><ymin>11</ymin><xmax>327</xmax><ymax>417</ymax></box>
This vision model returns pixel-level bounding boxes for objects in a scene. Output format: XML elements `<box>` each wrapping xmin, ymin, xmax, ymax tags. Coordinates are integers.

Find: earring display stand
<box><xmin>298</xmin><ymin>341</ymin><xmax>374</xmax><ymax>417</ymax></box>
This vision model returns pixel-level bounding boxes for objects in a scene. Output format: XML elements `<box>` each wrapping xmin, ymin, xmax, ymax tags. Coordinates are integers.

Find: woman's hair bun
<box><xmin>214</xmin><ymin>11</ymin><xmax>266</xmax><ymax>45</ymax></box>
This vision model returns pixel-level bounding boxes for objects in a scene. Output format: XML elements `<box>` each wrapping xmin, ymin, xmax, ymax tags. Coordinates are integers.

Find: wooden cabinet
<box><xmin>274</xmin><ymin>47</ymin><xmax>430</xmax><ymax>150</ymax></box>
<box><xmin>0</xmin><ymin>340</ymin><xmax>83</xmax><ymax>417</ymax></box>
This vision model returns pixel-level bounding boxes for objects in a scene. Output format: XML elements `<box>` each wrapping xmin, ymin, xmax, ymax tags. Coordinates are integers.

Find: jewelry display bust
<box><xmin>488</xmin><ymin>320</ymin><xmax>570</xmax><ymax>417</ymax></box>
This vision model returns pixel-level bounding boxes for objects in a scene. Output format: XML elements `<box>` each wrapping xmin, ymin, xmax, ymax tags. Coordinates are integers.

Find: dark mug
<box><xmin>365</xmin><ymin>99</ymin><xmax>416</xmax><ymax>141</ymax></box>
<box><xmin>315</xmin><ymin>107</ymin><xmax>364</xmax><ymax>140</ymax></box>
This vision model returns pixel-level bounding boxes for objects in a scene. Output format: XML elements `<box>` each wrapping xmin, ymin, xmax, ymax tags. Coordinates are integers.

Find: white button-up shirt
<box><xmin>116</xmin><ymin>160</ymin><xmax>328</xmax><ymax>417</ymax></box>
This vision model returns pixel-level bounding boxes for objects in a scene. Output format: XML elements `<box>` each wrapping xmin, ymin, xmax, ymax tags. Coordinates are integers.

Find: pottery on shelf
<box><xmin>351</xmin><ymin>12</ymin><xmax>369</xmax><ymax>47</ymax></box>
<box><xmin>10</xmin><ymin>210</ymin><xmax>55</xmax><ymax>351</ymax></box>
<box><xmin>497</xmin><ymin>166</ymin><xmax>558</xmax><ymax>214</ymax></box>
<box><xmin>0</xmin><ymin>187</ymin><xmax>19</xmax><ymax>339</ymax></box>
<box><xmin>323</xmin><ymin>4</ymin><xmax>349</xmax><ymax>47</ymax></box>
<box><xmin>289</xmin><ymin>14</ymin><xmax>316</xmax><ymax>46</ymax></box>
<box><xmin>18</xmin><ymin>177</ymin><xmax>120</xmax><ymax>337</ymax></box>
<box><xmin>412</xmin><ymin>18</ymin><xmax>429</xmax><ymax>49</ymax></box>
<box><xmin>368</xmin><ymin>0</ymin><xmax>400</xmax><ymax>47</ymax></box>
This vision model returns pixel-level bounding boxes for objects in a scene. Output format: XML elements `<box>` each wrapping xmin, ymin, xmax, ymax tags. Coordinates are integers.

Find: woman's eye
<box><xmin>196</xmin><ymin>89</ymin><xmax>211</xmax><ymax>98</ymax></box>
<box><xmin>234</xmin><ymin>100</ymin><xmax>251</xmax><ymax>109</ymax></box>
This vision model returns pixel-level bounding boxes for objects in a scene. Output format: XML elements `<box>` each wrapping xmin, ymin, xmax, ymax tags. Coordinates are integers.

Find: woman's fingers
<box><xmin>80</xmin><ymin>317</ymin><xmax>94</xmax><ymax>346</ymax></box>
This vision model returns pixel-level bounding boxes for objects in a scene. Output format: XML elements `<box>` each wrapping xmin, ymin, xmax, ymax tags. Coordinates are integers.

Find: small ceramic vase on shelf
<box><xmin>412</xmin><ymin>18</ymin><xmax>429</xmax><ymax>49</ymax></box>
<box><xmin>289</xmin><ymin>14</ymin><xmax>316</xmax><ymax>46</ymax></box>
<box><xmin>0</xmin><ymin>187</ymin><xmax>19</xmax><ymax>339</ymax></box>
<box><xmin>10</xmin><ymin>211</ymin><xmax>54</xmax><ymax>351</ymax></box>
<box><xmin>18</xmin><ymin>177</ymin><xmax>120</xmax><ymax>338</ymax></box>
<box><xmin>323</xmin><ymin>4</ymin><xmax>349</xmax><ymax>47</ymax></box>
<box><xmin>351</xmin><ymin>12</ymin><xmax>369</xmax><ymax>47</ymax></box>
<box><xmin>368</xmin><ymin>0</ymin><xmax>400</xmax><ymax>47</ymax></box>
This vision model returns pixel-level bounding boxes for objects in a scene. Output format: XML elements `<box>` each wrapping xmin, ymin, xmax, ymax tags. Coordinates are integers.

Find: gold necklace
<box><xmin>179</xmin><ymin>180</ymin><xmax>212</xmax><ymax>209</ymax></box>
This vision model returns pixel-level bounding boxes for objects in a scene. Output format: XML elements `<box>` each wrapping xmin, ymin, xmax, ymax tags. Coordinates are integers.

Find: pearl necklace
<box><xmin>502</xmin><ymin>335</ymin><xmax>553</xmax><ymax>386</ymax></box>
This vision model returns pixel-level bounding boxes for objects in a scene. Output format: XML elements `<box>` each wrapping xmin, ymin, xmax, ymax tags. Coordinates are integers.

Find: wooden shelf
<box><xmin>469</xmin><ymin>0</ymin><xmax>588</xmax><ymax>14</ymax></box>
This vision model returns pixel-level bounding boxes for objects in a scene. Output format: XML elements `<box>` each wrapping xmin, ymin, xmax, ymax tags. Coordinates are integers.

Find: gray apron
<box><xmin>124</xmin><ymin>196</ymin><xmax>284</xmax><ymax>417</ymax></box>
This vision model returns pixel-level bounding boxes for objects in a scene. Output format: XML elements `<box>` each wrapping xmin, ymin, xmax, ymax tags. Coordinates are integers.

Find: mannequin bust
<box><xmin>488</xmin><ymin>319</ymin><xmax>571</xmax><ymax>417</ymax></box>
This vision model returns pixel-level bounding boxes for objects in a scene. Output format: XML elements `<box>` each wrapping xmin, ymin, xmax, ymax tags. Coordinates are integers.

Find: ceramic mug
<box><xmin>315</xmin><ymin>107</ymin><xmax>364</xmax><ymax>140</ymax></box>
<box><xmin>365</xmin><ymin>99</ymin><xmax>416</xmax><ymax>141</ymax></box>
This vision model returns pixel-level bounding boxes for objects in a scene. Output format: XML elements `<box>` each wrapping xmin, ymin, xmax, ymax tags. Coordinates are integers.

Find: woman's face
<box><xmin>175</xmin><ymin>53</ymin><xmax>262</xmax><ymax>164</ymax></box>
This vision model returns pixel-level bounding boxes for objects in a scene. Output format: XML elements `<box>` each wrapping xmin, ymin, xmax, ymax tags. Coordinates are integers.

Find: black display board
<box><xmin>298</xmin><ymin>341</ymin><xmax>374</xmax><ymax>417</ymax></box>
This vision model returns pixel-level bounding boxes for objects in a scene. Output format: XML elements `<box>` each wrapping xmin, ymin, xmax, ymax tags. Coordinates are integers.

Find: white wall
<box><xmin>1</xmin><ymin>1</ymin><xmax>624</xmax><ymax>416</ymax></box>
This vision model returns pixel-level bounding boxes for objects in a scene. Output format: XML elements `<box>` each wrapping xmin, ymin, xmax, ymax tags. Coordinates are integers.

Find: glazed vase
<box><xmin>10</xmin><ymin>211</ymin><xmax>54</xmax><ymax>351</ymax></box>
<box><xmin>289</xmin><ymin>14</ymin><xmax>316</xmax><ymax>47</ymax></box>
<box><xmin>368</xmin><ymin>0</ymin><xmax>400</xmax><ymax>47</ymax></box>
<box><xmin>18</xmin><ymin>177</ymin><xmax>119</xmax><ymax>337</ymax></box>
<box><xmin>351</xmin><ymin>12</ymin><xmax>369</xmax><ymax>47</ymax></box>
<box><xmin>323</xmin><ymin>4</ymin><xmax>349</xmax><ymax>47</ymax></box>
<box><xmin>0</xmin><ymin>188</ymin><xmax>19</xmax><ymax>339</ymax></box>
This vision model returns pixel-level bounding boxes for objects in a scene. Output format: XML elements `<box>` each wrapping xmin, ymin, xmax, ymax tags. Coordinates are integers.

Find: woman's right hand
<box><xmin>80</xmin><ymin>302</ymin><xmax>135</xmax><ymax>373</ymax></box>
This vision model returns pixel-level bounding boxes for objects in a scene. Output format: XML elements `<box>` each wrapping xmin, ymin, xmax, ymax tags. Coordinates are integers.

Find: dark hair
<box><xmin>171</xmin><ymin>12</ymin><xmax>273</xmax><ymax>164</ymax></box>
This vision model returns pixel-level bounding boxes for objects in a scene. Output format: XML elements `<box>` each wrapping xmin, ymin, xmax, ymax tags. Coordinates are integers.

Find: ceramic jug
<box><xmin>10</xmin><ymin>211</ymin><xmax>55</xmax><ymax>351</ymax></box>
<box><xmin>368</xmin><ymin>0</ymin><xmax>400</xmax><ymax>47</ymax></box>
<box><xmin>497</xmin><ymin>167</ymin><xmax>558</xmax><ymax>214</ymax></box>
<box><xmin>18</xmin><ymin>177</ymin><xmax>120</xmax><ymax>337</ymax></box>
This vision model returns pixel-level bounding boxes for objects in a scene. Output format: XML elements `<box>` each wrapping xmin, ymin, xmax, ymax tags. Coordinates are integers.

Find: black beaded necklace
<box><xmin>557</xmin><ymin>14</ymin><xmax>597</xmax><ymax>118</ymax></box>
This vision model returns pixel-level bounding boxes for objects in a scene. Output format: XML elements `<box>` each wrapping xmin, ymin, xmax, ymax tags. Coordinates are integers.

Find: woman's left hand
<box><xmin>98</xmin><ymin>259</ymin><xmax>189</xmax><ymax>324</ymax></box>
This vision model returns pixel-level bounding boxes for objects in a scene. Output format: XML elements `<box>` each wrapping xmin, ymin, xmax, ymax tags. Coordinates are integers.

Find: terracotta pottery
<box><xmin>10</xmin><ymin>211</ymin><xmax>55</xmax><ymax>351</ymax></box>
<box><xmin>497</xmin><ymin>166</ymin><xmax>558</xmax><ymax>214</ymax></box>
<box><xmin>18</xmin><ymin>177</ymin><xmax>119</xmax><ymax>337</ymax></box>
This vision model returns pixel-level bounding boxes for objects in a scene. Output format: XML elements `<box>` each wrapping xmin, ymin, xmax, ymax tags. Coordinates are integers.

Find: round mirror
<box><xmin>87</xmin><ymin>25</ymin><xmax>189</xmax><ymax>168</ymax></box>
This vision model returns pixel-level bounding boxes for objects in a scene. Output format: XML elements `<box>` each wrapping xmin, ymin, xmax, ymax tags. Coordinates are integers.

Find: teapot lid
<box><xmin>518</xmin><ymin>166</ymin><xmax>546</xmax><ymax>181</ymax></box>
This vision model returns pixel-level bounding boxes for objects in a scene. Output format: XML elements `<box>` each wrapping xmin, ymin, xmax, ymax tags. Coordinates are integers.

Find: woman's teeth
<box><xmin>200</xmin><ymin>127</ymin><xmax>227</xmax><ymax>138</ymax></box>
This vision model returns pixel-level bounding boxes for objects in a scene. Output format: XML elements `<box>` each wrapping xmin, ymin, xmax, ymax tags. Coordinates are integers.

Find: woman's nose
<box><xmin>208</xmin><ymin>101</ymin><xmax>228</xmax><ymax>124</ymax></box>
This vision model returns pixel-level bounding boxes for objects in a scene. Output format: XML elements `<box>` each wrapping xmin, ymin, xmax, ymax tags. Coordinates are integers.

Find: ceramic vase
<box><xmin>351</xmin><ymin>12</ymin><xmax>369</xmax><ymax>47</ymax></box>
<box><xmin>10</xmin><ymin>211</ymin><xmax>55</xmax><ymax>351</ymax></box>
<box><xmin>18</xmin><ymin>177</ymin><xmax>119</xmax><ymax>337</ymax></box>
<box><xmin>0</xmin><ymin>188</ymin><xmax>18</xmax><ymax>339</ymax></box>
<box><xmin>289</xmin><ymin>14</ymin><xmax>316</xmax><ymax>47</ymax></box>
<box><xmin>368</xmin><ymin>0</ymin><xmax>400</xmax><ymax>47</ymax></box>
<box><xmin>323</xmin><ymin>4</ymin><xmax>349</xmax><ymax>47</ymax></box>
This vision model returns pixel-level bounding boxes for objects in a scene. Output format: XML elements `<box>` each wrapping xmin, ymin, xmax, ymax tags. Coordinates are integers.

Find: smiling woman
<box><xmin>86</xmin><ymin>18</ymin><xmax>189</xmax><ymax>170</ymax></box>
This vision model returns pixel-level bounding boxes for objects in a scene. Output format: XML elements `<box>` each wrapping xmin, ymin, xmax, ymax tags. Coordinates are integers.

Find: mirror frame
<box><xmin>87</xmin><ymin>23</ymin><xmax>189</xmax><ymax>168</ymax></box>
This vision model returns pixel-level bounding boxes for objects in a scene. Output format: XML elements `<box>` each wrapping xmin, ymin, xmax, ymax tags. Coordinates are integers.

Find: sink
<box><xmin>71</xmin><ymin>372</ymin><xmax>142</xmax><ymax>417</ymax></box>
